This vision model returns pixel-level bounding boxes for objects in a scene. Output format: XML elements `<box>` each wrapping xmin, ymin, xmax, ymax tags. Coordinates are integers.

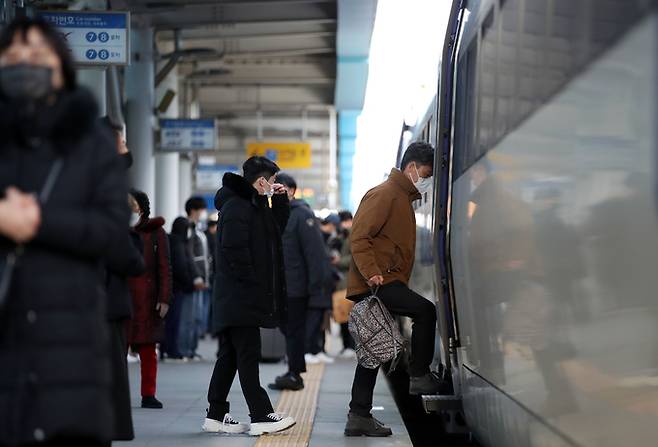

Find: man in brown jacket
<box><xmin>344</xmin><ymin>142</ymin><xmax>445</xmax><ymax>438</ymax></box>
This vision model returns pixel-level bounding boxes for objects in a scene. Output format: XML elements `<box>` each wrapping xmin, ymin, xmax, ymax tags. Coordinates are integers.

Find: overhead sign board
<box><xmin>41</xmin><ymin>11</ymin><xmax>130</xmax><ymax>66</ymax></box>
<box><xmin>246</xmin><ymin>142</ymin><xmax>311</xmax><ymax>169</ymax></box>
<box><xmin>160</xmin><ymin>119</ymin><xmax>217</xmax><ymax>151</ymax></box>
<box><xmin>196</xmin><ymin>165</ymin><xmax>238</xmax><ymax>191</ymax></box>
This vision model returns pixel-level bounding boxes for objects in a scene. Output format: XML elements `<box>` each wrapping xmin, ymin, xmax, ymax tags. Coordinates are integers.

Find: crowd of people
<box><xmin>0</xmin><ymin>15</ymin><xmax>445</xmax><ymax>446</ymax></box>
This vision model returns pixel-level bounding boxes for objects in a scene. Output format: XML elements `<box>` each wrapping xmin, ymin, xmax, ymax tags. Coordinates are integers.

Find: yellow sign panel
<box><xmin>246</xmin><ymin>142</ymin><xmax>311</xmax><ymax>169</ymax></box>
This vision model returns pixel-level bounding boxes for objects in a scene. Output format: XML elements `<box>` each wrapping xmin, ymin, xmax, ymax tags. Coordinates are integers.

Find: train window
<box><xmin>478</xmin><ymin>7</ymin><xmax>497</xmax><ymax>158</ymax></box>
<box><xmin>453</xmin><ymin>37</ymin><xmax>478</xmax><ymax>178</ymax></box>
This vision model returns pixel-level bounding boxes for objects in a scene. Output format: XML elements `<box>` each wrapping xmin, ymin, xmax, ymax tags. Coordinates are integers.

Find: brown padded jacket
<box><xmin>347</xmin><ymin>168</ymin><xmax>421</xmax><ymax>298</ymax></box>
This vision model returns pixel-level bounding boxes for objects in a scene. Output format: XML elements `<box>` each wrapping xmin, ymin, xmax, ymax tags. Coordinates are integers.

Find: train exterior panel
<box><xmin>446</xmin><ymin>0</ymin><xmax>658</xmax><ymax>445</ymax></box>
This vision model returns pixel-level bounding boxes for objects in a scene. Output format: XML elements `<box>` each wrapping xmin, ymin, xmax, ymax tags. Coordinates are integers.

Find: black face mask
<box><xmin>0</xmin><ymin>64</ymin><xmax>53</xmax><ymax>102</ymax></box>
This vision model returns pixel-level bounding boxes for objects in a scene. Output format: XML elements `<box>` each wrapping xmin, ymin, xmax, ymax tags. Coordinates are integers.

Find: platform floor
<box><xmin>116</xmin><ymin>339</ymin><xmax>412</xmax><ymax>447</ymax></box>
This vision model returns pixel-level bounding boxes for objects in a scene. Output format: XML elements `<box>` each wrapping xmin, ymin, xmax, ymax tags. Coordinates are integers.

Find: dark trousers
<box><xmin>349</xmin><ymin>282</ymin><xmax>437</xmax><ymax>417</ymax></box>
<box><xmin>280</xmin><ymin>295</ymin><xmax>308</xmax><ymax>374</ymax></box>
<box><xmin>305</xmin><ymin>308</ymin><xmax>325</xmax><ymax>355</ymax></box>
<box><xmin>207</xmin><ymin>327</ymin><xmax>274</xmax><ymax>422</ymax></box>
<box><xmin>108</xmin><ymin>320</ymin><xmax>134</xmax><ymax>441</ymax></box>
<box><xmin>163</xmin><ymin>291</ymin><xmax>184</xmax><ymax>358</ymax></box>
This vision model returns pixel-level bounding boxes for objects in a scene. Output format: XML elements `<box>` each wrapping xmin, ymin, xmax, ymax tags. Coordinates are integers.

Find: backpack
<box><xmin>348</xmin><ymin>289</ymin><xmax>406</xmax><ymax>371</ymax></box>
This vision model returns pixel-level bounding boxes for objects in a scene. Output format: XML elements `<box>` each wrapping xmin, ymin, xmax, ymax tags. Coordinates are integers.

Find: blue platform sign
<box><xmin>160</xmin><ymin>119</ymin><xmax>217</xmax><ymax>151</ymax></box>
<box><xmin>40</xmin><ymin>11</ymin><xmax>129</xmax><ymax>66</ymax></box>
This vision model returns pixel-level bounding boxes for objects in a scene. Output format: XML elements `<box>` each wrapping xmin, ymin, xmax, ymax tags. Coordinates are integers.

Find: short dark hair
<box><xmin>0</xmin><ymin>16</ymin><xmax>77</xmax><ymax>91</ymax></box>
<box><xmin>129</xmin><ymin>188</ymin><xmax>150</xmax><ymax>218</ymax></box>
<box><xmin>338</xmin><ymin>210</ymin><xmax>353</xmax><ymax>222</ymax></box>
<box><xmin>400</xmin><ymin>141</ymin><xmax>435</xmax><ymax>170</ymax></box>
<box><xmin>185</xmin><ymin>196</ymin><xmax>207</xmax><ymax>215</ymax></box>
<box><xmin>243</xmin><ymin>156</ymin><xmax>280</xmax><ymax>184</ymax></box>
<box><xmin>276</xmin><ymin>172</ymin><xmax>296</xmax><ymax>190</ymax></box>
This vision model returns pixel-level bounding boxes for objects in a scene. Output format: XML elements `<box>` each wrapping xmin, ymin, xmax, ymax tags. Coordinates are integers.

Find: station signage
<box><xmin>40</xmin><ymin>11</ymin><xmax>130</xmax><ymax>66</ymax></box>
<box><xmin>196</xmin><ymin>165</ymin><xmax>238</xmax><ymax>191</ymax></box>
<box><xmin>160</xmin><ymin>119</ymin><xmax>217</xmax><ymax>151</ymax></box>
<box><xmin>246</xmin><ymin>141</ymin><xmax>312</xmax><ymax>169</ymax></box>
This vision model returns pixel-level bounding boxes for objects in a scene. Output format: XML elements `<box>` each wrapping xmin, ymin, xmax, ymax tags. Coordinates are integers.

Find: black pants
<box><xmin>349</xmin><ymin>282</ymin><xmax>437</xmax><ymax>417</ymax></box>
<box><xmin>207</xmin><ymin>327</ymin><xmax>274</xmax><ymax>422</ymax></box>
<box><xmin>305</xmin><ymin>308</ymin><xmax>325</xmax><ymax>355</ymax></box>
<box><xmin>280</xmin><ymin>295</ymin><xmax>308</xmax><ymax>374</ymax></box>
<box><xmin>108</xmin><ymin>320</ymin><xmax>134</xmax><ymax>441</ymax></box>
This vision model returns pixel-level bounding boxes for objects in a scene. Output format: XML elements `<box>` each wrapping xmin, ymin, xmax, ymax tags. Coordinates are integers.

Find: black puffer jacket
<box><xmin>283</xmin><ymin>199</ymin><xmax>332</xmax><ymax>302</ymax></box>
<box><xmin>105</xmin><ymin>229</ymin><xmax>145</xmax><ymax>321</ymax></box>
<box><xmin>0</xmin><ymin>89</ymin><xmax>127</xmax><ymax>446</ymax></box>
<box><xmin>212</xmin><ymin>173</ymin><xmax>289</xmax><ymax>332</ymax></box>
<box><xmin>169</xmin><ymin>217</ymin><xmax>196</xmax><ymax>294</ymax></box>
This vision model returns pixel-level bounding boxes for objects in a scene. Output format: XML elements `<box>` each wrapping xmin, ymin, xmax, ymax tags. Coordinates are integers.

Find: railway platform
<box><xmin>117</xmin><ymin>339</ymin><xmax>412</xmax><ymax>447</ymax></box>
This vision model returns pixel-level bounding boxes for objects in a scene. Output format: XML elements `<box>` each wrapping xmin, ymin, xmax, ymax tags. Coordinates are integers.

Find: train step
<box><xmin>421</xmin><ymin>394</ymin><xmax>463</xmax><ymax>413</ymax></box>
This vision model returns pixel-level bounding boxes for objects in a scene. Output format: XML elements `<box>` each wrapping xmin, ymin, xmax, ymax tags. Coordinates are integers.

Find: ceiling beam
<box><xmin>159</xmin><ymin>30</ymin><xmax>335</xmax><ymax>41</ymax></box>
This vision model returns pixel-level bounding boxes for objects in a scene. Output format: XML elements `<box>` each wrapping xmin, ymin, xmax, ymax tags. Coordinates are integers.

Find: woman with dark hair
<box><xmin>163</xmin><ymin>216</ymin><xmax>196</xmax><ymax>360</ymax></box>
<box><xmin>0</xmin><ymin>17</ymin><xmax>128</xmax><ymax>447</ymax></box>
<box><xmin>127</xmin><ymin>189</ymin><xmax>172</xmax><ymax>409</ymax></box>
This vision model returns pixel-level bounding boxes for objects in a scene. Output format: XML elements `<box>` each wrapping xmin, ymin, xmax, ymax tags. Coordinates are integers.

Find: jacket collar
<box><xmin>216</xmin><ymin>172</ymin><xmax>265</xmax><ymax>210</ymax></box>
<box><xmin>388</xmin><ymin>168</ymin><xmax>422</xmax><ymax>201</ymax></box>
<box><xmin>135</xmin><ymin>216</ymin><xmax>165</xmax><ymax>232</ymax></box>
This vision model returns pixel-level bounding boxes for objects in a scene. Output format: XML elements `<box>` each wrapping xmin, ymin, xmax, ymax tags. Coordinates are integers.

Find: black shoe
<box><xmin>141</xmin><ymin>396</ymin><xmax>163</xmax><ymax>409</ymax></box>
<box><xmin>268</xmin><ymin>372</ymin><xmax>304</xmax><ymax>391</ymax></box>
<box><xmin>344</xmin><ymin>412</ymin><xmax>392</xmax><ymax>437</ymax></box>
<box><xmin>409</xmin><ymin>372</ymin><xmax>451</xmax><ymax>395</ymax></box>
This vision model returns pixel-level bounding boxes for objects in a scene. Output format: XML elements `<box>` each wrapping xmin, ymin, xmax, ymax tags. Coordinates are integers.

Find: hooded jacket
<box><xmin>127</xmin><ymin>216</ymin><xmax>173</xmax><ymax>344</ymax></box>
<box><xmin>0</xmin><ymin>88</ymin><xmax>127</xmax><ymax>445</ymax></box>
<box><xmin>347</xmin><ymin>168</ymin><xmax>422</xmax><ymax>298</ymax></box>
<box><xmin>212</xmin><ymin>172</ymin><xmax>290</xmax><ymax>331</ymax></box>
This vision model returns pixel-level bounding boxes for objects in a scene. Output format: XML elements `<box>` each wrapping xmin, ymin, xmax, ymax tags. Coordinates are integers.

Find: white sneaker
<box><xmin>340</xmin><ymin>348</ymin><xmax>356</xmax><ymax>359</ymax></box>
<box><xmin>305</xmin><ymin>354</ymin><xmax>320</xmax><ymax>364</ymax></box>
<box><xmin>248</xmin><ymin>413</ymin><xmax>295</xmax><ymax>436</ymax></box>
<box><xmin>316</xmin><ymin>352</ymin><xmax>335</xmax><ymax>364</ymax></box>
<box><xmin>202</xmin><ymin>413</ymin><xmax>248</xmax><ymax>434</ymax></box>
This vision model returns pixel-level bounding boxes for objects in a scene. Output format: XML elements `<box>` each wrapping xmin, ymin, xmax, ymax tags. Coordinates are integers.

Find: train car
<box><xmin>403</xmin><ymin>0</ymin><xmax>658</xmax><ymax>445</ymax></box>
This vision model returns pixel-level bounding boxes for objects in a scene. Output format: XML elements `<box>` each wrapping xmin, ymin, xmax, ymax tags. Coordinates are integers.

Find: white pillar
<box><xmin>179</xmin><ymin>156</ymin><xmax>193</xmax><ymax>209</ymax></box>
<box><xmin>328</xmin><ymin>106</ymin><xmax>338</xmax><ymax>209</ymax></box>
<box><xmin>125</xmin><ymin>28</ymin><xmax>156</xmax><ymax>207</ymax></box>
<box><xmin>155</xmin><ymin>60</ymin><xmax>180</xmax><ymax>230</ymax></box>
<box><xmin>77</xmin><ymin>68</ymin><xmax>106</xmax><ymax>116</ymax></box>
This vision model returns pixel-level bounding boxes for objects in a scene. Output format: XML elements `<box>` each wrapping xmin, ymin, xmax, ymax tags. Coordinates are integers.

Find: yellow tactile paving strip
<box><xmin>255</xmin><ymin>363</ymin><xmax>326</xmax><ymax>447</ymax></box>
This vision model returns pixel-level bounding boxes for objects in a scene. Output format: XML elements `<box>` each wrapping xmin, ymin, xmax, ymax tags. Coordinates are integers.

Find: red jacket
<box><xmin>127</xmin><ymin>216</ymin><xmax>172</xmax><ymax>344</ymax></box>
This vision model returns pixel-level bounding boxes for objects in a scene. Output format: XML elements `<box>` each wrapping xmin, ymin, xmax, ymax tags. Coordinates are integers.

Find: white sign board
<box><xmin>160</xmin><ymin>119</ymin><xmax>217</xmax><ymax>151</ymax></box>
<box><xmin>196</xmin><ymin>165</ymin><xmax>239</xmax><ymax>191</ymax></box>
<box><xmin>41</xmin><ymin>11</ymin><xmax>130</xmax><ymax>66</ymax></box>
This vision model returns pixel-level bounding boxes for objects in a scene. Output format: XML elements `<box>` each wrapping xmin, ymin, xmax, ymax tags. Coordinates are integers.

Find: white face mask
<box><xmin>411</xmin><ymin>164</ymin><xmax>433</xmax><ymax>195</ymax></box>
<box><xmin>129</xmin><ymin>212</ymin><xmax>140</xmax><ymax>226</ymax></box>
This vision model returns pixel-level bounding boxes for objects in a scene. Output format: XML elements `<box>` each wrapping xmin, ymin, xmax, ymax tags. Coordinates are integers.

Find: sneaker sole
<box><xmin>248</xmin><ymin>418</ymin><xmax>296</xmax><ymax>436</ymax></box>
<box><xmin>202</xmin><ymin>419</ymin><xmax>248</xmax><ymax>434</ymax></box>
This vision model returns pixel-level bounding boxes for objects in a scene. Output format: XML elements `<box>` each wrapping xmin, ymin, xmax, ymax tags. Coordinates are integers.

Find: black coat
<box><xmin>0</xmin><ymin>89</ymin><xmax>128</xmax><ymax>445</ymax></box>
<box><xmin>283</xmin><ymin>199</ymin><xmax>332</xmax><ymax>305</ymax></box>
<box><xmin>212</xmin><ymin>173</ymin><xmax>290</xmax><ymax>332</ymax></box>
<box><xmin>169</xmin><ymin>233</ymin><xmax>196</xmax><ymax>294</ymax></box>
<box><xmin>105</xmin><ymin>229</ymin><xmax>145</xmax><ymax>321</ymax></box>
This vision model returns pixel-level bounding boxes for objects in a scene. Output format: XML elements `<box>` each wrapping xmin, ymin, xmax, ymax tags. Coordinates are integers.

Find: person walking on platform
<box><xmin>344</xmin><ymin>142</ymin><xmax>447</xmax><ymax>437</ymax></box>
<box><xmin>0</xmin><ymin>17</ymin><xmax>128</xmax><ymax>447</ymax></box>
<box><xmin>100</xmin><ymin>116</ymin><xmax>146</xmax><ymax>441</ymax></box>
<box><xmin>127</xmin><ymin>189</ymin><xmax>172</xmax><ymax>409</ymax></box>
<box><xmin>164</xmin><ymin>217</ymin><xmax>197</xmax><ymax>361</ymax></box>
<box><xmin>268</xmin><ymin>173</ymin><xmax>332</xmax><ymax>391</ymax></box>
<box><xmin>335</xmin><ymin>210</ymin><xmax>356</xmax><ymax>358</ymax></box>
<box><xmin>202</xmin><ymin>156</ymin><xmax>296</xmax><ymax>436</ymax></box>
<box><xmin>185</xmin><ymin>196</ymin><xmax>212</xmax><ymax>359</ymax></box>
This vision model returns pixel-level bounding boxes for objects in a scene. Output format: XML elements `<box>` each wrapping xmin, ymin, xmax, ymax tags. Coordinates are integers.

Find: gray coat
<box><xmin>283</xmin><ymin>199</ymin><xmax>332</xmax><ymax>305</ymax></box>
